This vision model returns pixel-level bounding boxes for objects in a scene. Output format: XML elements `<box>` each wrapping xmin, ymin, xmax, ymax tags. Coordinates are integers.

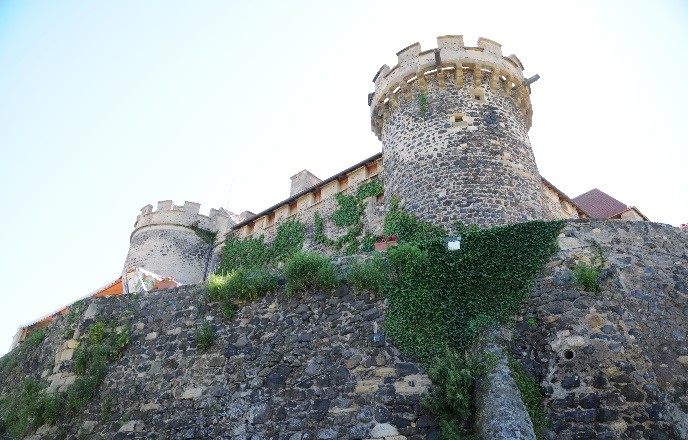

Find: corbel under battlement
<box><xmin>369</xmin><ymin>35</ymin><xmax>534</xmax><ymax>138</ymax></box>
<box><xmin>133</xmin><ymin>200</ymin><xmax>235</xmax><ymax>240</ymax></box>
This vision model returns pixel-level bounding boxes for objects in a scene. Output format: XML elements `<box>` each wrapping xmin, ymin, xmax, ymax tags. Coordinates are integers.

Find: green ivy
<box><xmin>380</xmin><ymin>200</ymin><xmax>563</xmax><ymax>436</ymax></box>
<box><xmin>314</xmin><ymin>212</ymin><xmax>335</xmax><ymax>247</ymax></box>
<box><xmin>219</xmin><ymin>219</ymin><xmax>305</xmax><ymax>273</ymax></box>
<box><xmin>415</xmin><ymin>91</ymin><xmax>428</xmax><ymax>113</ymax></box>
<box><xmin>316</xmin><ymin>179</ymin><xmax>383</xmax><ymax>255</ymax></box>
<box><xmin>191</xmin><ymin>225</ymin><xmax>217</xmax><ymax>245</ymax></box>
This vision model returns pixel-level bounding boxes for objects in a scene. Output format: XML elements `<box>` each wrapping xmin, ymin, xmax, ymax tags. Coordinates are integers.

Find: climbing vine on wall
<box><xmin>219</xmin><ymin>219</ymin><xmax>305</xmax><ymax>273</ymax></box>
<box><xmin>314</xmin><ymin>179</ymin><xmax>383</xmax><ymax>255</ymax></box>
<box><xmin>381</xmin><ymin>199</ymin><xmax>564</xmax><ymax>437</ymax></box>
<box><xmin>191</xmin><ymin>225</ymin><xmax>217</xmax><ymax>245</ymax></box>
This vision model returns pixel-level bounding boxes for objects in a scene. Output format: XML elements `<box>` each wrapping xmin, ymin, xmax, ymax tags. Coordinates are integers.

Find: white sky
<box><xmin>1</xmin><ymin>0</ymin><xmax>686</xmax><ymax>355</ymax></box>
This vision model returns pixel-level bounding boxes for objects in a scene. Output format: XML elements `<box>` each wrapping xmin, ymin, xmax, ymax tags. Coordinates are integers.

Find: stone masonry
<box><xmin>6</xmin><ymin>284</ymin><xmax>437</xmax><ymax>439</ymax></box>
<box><xmin>370</xmin><ymin>36</ymin><xmax>545</xmax><ymax>228</ymax></box>
<box><xmin>513</xmin><ymin>219</ymin><xmax>688</xmax><ymax>440</ymax></box>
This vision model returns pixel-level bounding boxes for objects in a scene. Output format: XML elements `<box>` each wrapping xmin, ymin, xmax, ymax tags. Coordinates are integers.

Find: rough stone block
<box><xmin>374</xmin><ymin>367</ymin><xmax>396</xmax><ymax>377</ymax></box>
<box><xmin>355</xmin><ymin>379</ymin><xmax>380</xmax><ymax>394</ymax></box>
<box><xmin>180</xmin><ymin>387</ymin><xmax>203</xmax><ymax>399</ymax></box>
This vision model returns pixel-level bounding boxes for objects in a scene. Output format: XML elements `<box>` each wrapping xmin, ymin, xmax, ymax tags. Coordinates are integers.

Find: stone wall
<box><xmin>3</xmin><ymin>284</ymin><xmax>436</xmax><ymax>440</ymax></box>
<box><xmin>513</xmin><ymin>219</ymin><xmax>688</xmax><ymax>439</ymax></box>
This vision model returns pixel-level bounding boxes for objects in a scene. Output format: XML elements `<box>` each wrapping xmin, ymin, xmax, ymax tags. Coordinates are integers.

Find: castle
<box><xmin>120</xmin><ymin>35</ymin><xmax>646</xmax><ymax>287</ymax></box>
<box><xmin>5</xmin><ymin>35</ymin><xmax>687</xmax><ymax>440</ymax></box>
<box><xmin>13</xmin><ymin>35</ymin><xmax>651</xmax><ymax>344</ymax></box>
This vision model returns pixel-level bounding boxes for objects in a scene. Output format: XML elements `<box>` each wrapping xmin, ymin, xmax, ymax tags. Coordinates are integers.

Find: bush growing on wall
<box><xmin>284</xmin><ymin>252</ymin><xmax>338</xmax><ymax>295</ymax></box>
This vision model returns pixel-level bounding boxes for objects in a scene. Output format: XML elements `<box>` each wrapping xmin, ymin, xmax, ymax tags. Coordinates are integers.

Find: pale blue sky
<box><xmin>1</xmin><ymin>1</ymin><xmax>686</xmax><ymax>355</ymax></box>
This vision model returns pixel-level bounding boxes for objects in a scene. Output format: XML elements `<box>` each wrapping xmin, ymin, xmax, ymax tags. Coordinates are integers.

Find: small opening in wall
<box><xmin>313</xmin><ymin>189</ymin><xmax>321</xmax><ymax>203</ymax></box>
<box><xmin>338</xmin><ymin>176</ymin><xmax>348</xmax><ymax>190</ymax></box>
<box><xmin>475</xmin><ymin>95</ymin><xmax>482</xmax><ymax>100</ymax></box>
<box><xmin>267</xmin><ymin>212</ymin><xmax>275</xmax><ymax>226</ymax></box>
<box><xmin>563</xmin><ymin>349</ymin><xmax>575</xmax><ymax>360</ymax></box>
<box><xmin>247</xmin><ymin>223</ymin><xmax>254</xmax><ymax>235</ymax></box>
<box><xmin>288</xmin><ymin>202</ymin><xmax>297</xmax><ymax>216</ymax></box>
<box><xmin>366</xmin><ymin>162</ymin><xmax>378</xmax><ymax>177</ymax></box>
<box><xmin>454</xmin><ymin>114</ymin><xmax>464</xmax><ymax>122</ymax></box>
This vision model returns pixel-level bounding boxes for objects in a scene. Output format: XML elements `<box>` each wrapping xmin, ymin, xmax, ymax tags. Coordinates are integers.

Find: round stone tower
<box><xmin>370</xmin><ymin>35</ymin><xmax>545</xmax><ymax>228</ymax></box>
<box><xmin>123</xmin><ymin>200</ymin><xmax>233</xmax><ymax>285</ymax></box>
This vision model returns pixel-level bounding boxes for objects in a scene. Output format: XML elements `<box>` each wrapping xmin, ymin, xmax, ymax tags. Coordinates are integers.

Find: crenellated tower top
<box><xmin>132</xmin><ymin>200</ymin><xmax>234</xmax><ymax>242</ymax></box>
<box><xmin>369</xmin><ymin>35</ymin><xmax>534</xmax><ymax>138</ymax></box>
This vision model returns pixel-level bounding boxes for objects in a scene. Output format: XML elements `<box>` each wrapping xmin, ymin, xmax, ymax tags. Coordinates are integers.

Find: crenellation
<box><xmin>370</xmin><ymin>36</ymin><xmax>532</xmax><ymax>138</ymax></box>
<box><xmin>477</xmin><ymin>36</ymin><xmax>503</xmax><ymax>55</ymax></box>
<box><xmin>156</xmin><ymin>200</ymin><xmax>173</xmax><ymax>211</ymax></box>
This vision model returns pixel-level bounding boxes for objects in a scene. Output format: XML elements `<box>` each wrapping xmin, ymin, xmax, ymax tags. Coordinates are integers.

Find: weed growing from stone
<box><xmin>415</xmin><ymin>91</ymin><xmax>428</xmax><ymax>113</ymax></box>
<box><xmin>195</xmin><ymin>322</ymin><xmax>216</xmax><ymax>352</ymax></box>
<box><xmin>508</xmin><ymin>358</ymin><xmax>550</xmax><ymax>439</ymax></box>
<box><xmin>572</xmin><ymin>239</ymin><xmax>606</xmax><ymax>292</ymax></box>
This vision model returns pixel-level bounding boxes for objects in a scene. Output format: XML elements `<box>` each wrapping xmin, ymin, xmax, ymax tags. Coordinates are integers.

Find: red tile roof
<box><xmin>572</xmin><ymin>188</ymin><xmax>629</xmax><ymax>219</ymax></box>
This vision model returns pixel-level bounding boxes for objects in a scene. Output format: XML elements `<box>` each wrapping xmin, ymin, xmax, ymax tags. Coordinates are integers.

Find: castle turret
<box><xmin>123</xmin><ymin>201</ymin><xmax>234</xmax><ymax>285</ymax></box>
<box><xmin>370</xmin><ymin>35</ymin><xmax>545</xmax><ymax>228</ymax></box>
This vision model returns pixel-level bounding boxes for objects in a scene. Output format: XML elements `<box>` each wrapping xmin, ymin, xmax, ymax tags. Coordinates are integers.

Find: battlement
<box><xmin>133</xmin><ymin>200</ymin><xmax>235</xmax><ymax>241</ymax></box>
<box><xmin>370</xmin><ymin>35</ymin><xmax>533</xmax><ymax>138</ymax></box>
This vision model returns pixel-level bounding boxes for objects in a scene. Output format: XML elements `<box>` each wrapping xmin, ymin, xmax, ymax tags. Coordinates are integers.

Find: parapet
<box><xmin>133</xmin><ymin>200</ymin><xmax>236</xmax><ymax>242</ymax></box>
<box><xmin>370</xmin><ymin>35</ymin><xmax>533</xmax><ymax>137</ymax></box>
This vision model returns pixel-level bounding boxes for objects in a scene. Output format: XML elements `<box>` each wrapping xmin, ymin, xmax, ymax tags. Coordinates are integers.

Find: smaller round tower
<box><xmin>123</xmin><ymin>201</ymin><xmax>234</xmax><ymax>285</ymax></box>
<box><xmin>370</xmin><ymin>35</ymin><xmax>545</xmax><ymax>228</ymax></box>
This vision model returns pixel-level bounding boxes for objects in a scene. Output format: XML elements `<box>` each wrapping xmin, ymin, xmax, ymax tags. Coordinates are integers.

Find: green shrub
<box><xmin>205</xmin><ymin>273</ymin><xmax>227</xmax><ymax>301</ymax></box>
<box><xmin>23</xmin><ymin>329</ymin><xmax>46</xmax><ymax>348</ymax></box>
<box><xmin>423</xmin><ymin>351</ymin><xmax>494</xmax><ymax>439</ymax></box>
<box><xmin>345</xmin><ymin>254</ymin><xmax>388</xmax><ymax>293</ymax></box>
<box><xmin>387</xmin><ymin>243</ymin><xmax>427</xmax><ymax>278</ymax></box>
<box><xmin>284</xmin><ymin>252</ymin><xmax>338</xmax><ymax>295</ymax></box>
<box><xmin>195</xmin><ymin>322</ymin><xmax>216</xmax><ymax>352</ymax></box>
<box><xmin>572</xmin><ymin>262</ymin><xmax>600</xmax><ymax>292</ymax></box>
<box><xmin>205</xmin><ymin>267</ymin><xmax>277</xmax><ymax>315</ymax></box>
